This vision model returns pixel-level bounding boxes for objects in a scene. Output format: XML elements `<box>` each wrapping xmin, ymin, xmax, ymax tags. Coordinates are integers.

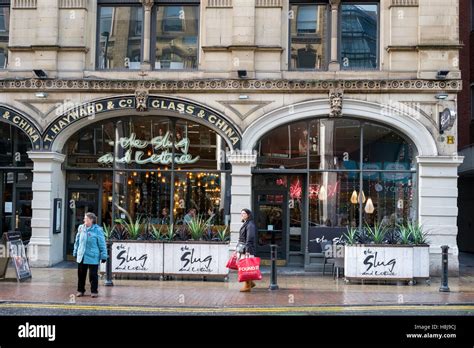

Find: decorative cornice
<box><xmin>59</xmin><ymin>0</ymin><xmax>88</xmax><ymax>9</ymax></box>
<box><xmin>202</xmin><ymin>45</ymin><xmax>283</xmax><ymax>52</ymax></box>
<box><xmin>9</xmin><ymin>46</ymin><xmax>89</xmax><ymax>53</ymax></box>
<box><xmin>255</xmin><ymin>0</ymin><xmax>282</xmax><ymax>8</ymax></box>
<box><xmin>389</xmin><ymin>0</ymin><xmax>418</xmax><ymax>7</ymax></box>
<box><xmin>12</xmin><ymin>0</ymin><xmax>37</xmax><ymax>9</ymax></box>
<box><xmin>387</xmin><ymin>44</ymin><xmax>463</xmax><ymax>52</ymax></box>
<box><xmin>0</xmin><ymin>78</ymin><xmax>462</xmax><ymax>93</ymax></box>
<box><xmin>207</xmin><ymin>0</ymin><xmax>232</xmax><ymax>8</ymax></box>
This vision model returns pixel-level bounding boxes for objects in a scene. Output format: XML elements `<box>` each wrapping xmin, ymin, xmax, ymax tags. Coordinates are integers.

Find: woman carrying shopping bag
<box><xmin>237</xmin><ymin>208</ymin><xmax>259</xmax><ymax>292</ymax></box>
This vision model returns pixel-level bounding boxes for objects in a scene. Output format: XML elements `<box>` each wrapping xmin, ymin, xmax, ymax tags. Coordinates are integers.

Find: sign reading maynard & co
<box><xmin>43</xmin><ymin>95</ymin><xmax>241</xmax><ymax>150</ymax></box>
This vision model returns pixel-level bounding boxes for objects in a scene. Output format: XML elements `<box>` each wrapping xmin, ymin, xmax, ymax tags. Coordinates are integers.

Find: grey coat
<box><xmin>238</xmin><ymin>219</ymin><xmax>257</xmax><ymax>255</ymax></box>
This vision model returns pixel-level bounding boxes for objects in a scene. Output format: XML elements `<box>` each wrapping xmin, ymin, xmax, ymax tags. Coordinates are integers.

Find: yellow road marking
<box><xmin>0</xmin><ymin>302</ymin><xmax>473</xmax><ymax>314</ymax></box>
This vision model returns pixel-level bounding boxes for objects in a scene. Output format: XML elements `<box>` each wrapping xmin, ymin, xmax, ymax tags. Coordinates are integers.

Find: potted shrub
<box><xmin>343</xmin><ymin>221</ymin><xmax>430</xmax><ymax>284</ymax></box>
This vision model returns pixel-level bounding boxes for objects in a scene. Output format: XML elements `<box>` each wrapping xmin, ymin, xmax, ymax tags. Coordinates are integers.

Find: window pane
<box><xmin>155</xmin><ymin>6</ymin><xmax>199</xmax><ymax>70</ymax></box>
<box><xmin>173</xmin><ymin>172</ymin><xmax>226</xmax><ymax>228</ymax></box>
<box><xmin>362</xmin><ymin>123</ymin><xmax>416</xmax><ymax>171</ymax></box>
<box><xmin>289</xmin><ymin>175</ymin><xmax>304</xmax><ymax>252</ymax></box>
<box><xmin>0</xmin><ymin>7</ymin><xmax>9</xmax><ymax>69</ymax></box>
<box><xmin>341</xmin><ymin>4</ymin><xmax>378</xmax><ymax>70</ymax></box>
<box><xmin>174</xmin><ymin>120</ymin><xmax>222</xmax><ymax>170</ymax></box>
<box><xmin>290</xmin><ymin>4</ymin><xmax>328</xmax><ymax>69</ymax></box>
<box><xmin>309</xmin><ymin>171</ymin><xmax>360</xmax><ymax>228</ymax></box>
<box><xmin>362</xmin><ymin>172</ymin><xmax>417</xmax><ymax>231</ymax></box>
<box><xmin>256</xmin><ymin>121</ymin><xmax>308</xmax><ymax>169</ymax></box>
<box><xmin>98</xmin><ymin>6</ymin><xmax>143</xmax><ymax>69</ymax></box>
<box><xmin>0</xmin><ymin>124</ymin><xmax>32</xmax><ymax>167</ymax></box>
<box><xmin>309</xmin><ymin>118</ymin><xmax>361</xmax><ymax>169</ymax></box>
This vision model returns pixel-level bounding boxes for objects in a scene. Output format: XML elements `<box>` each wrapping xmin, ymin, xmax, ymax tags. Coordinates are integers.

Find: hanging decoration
<box><xmin>365</xmin><ymin>197</ymin><xmax>375</xmax><ymax>214</ymax></box>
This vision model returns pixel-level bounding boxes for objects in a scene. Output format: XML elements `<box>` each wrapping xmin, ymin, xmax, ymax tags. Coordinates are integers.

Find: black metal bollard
<box><xmin>269</xmin><ymin>244</ymin><xmax>279</xmax><ymax>290</ymax></box>
<box><xmin>104</xmin><ymin>241</ymin><xmax>114</xmax><ymax>286</ymax></box>
<box><xmin>439</xmin><ymin>245</ymin><xmax>450</xmax><ymax>292</ymax></box>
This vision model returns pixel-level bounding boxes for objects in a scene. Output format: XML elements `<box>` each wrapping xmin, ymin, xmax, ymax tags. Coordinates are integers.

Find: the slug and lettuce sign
<box><xmin>101</xmin><ymin>241</ymin><xmax>229</xmax><ymax>276</ymax></box>
<box><xmin>97</xmin><ymin>131</ymin><xmax>199</xmax><ymax>165</ymax></box>
<box><xmin>43</xmin><ymin>96</ymin><xmax>241</xmax><ymax>150</ymax></box>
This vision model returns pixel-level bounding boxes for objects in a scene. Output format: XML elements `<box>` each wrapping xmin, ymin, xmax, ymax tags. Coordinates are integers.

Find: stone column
<box><xmin>35</xmin><ymin>0</ymin><xmax>60</xmax><ymax>74</ymax></box>
<box><xmin>141</xmin><ymin>0</ymin><xmax>154</xmax><ymax>70</ymax></box>
<box><xmin>328</xmin><ymin>0</ymin><xmax>340</xmax><ymax>71</ymax></box>
<box><xmin>27</xmin><ymin>152</ymin><xmax>66</xmax><ymax>267</ymax></box>
<box><xmin>417</xmin><ymin>155</ymin><xmax>464</xmax><ymax>276</ymax></box>
<box><xmin>228</xmin><ymin>151</ymin><xmax>257</xmax><ymax>251</ymax></box>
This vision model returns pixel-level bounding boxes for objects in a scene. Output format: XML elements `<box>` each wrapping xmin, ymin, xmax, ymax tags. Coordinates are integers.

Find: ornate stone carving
<box><xmin>140</xmin><ymin>0</ymin><xmax>154</xmax><ymax>10</ymax></box>
<box><xmin>0</xmin><ymin>78</ymin><xmax>462</xmax><ymax>93</ymax></box>
<box><xmin>329</xmin><ymin>88</ymin><xmax>343</xmax><ymax>117</ymax></box>
<box><xmin>135</xmin><ymin>90</ymin><xmax>149</xmax><ymax>112</ymax></box>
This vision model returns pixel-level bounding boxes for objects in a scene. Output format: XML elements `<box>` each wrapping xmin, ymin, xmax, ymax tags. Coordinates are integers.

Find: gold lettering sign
<box><xmin>43</xmin><ymin>96</ymin><xmax>241</xmax><ymax>150</ymax></box>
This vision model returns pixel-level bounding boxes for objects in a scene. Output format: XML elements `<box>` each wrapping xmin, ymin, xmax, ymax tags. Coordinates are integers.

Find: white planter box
<box><xmin>344</xmin><ymin>244</ymin><xmax>430</xmax><ymax>281</ymax></box>
<box><xmin>164</xmin><ymin>242</ymin><xmax>229</xmax><ymax>276</ymax></box>
<box><xmin>100</xmin><ymin>241</ymin><xmax>229</xmax><ymax>277</ymax></box>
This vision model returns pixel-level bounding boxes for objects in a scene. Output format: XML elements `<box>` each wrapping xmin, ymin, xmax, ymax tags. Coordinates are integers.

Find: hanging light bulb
<box><xmin>318</xmin><ymin>185</ymin><xmax>327</xmax><ymax>201</ymax></box>
<box><xmin>358</xmin><ymin>190</ymin><xmax>366</xmax><ymax>203</ymax></box>
<box><xmin>350</xmin><ymin>190</ymin><xmax>358</xmax><ymax>204</ymax></box>
<box><xmin>365</xmin><ymin>197</ymin><xmax>375</xmax><ymax>214</ymax></box>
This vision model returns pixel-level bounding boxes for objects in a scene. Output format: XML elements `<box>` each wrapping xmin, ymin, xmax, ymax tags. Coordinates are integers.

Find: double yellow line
<box><xmin>1</xmin><ymin>302</ymin><xmax>473</xmax><ymax>314</ymax></box>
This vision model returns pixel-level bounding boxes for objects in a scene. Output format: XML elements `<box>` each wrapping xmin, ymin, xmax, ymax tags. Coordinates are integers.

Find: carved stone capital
<box><xmin>329</xmin><ymin>88</ymin><xmax>343</xmax><ymax>118</ymax></box>
<box><xmin>329</xmin><ymin>0</ymin><xmax>341</xmax><ymax>10</ymax></box>
<box><xmin>135</xmin><ymin>89</ymin><xmax>149</xmax><ymax>112</ymax></box>
<box><xmin>140</xmin><ymin>0</ymin><xmax>154</xmax><ymax>11</ymax></box>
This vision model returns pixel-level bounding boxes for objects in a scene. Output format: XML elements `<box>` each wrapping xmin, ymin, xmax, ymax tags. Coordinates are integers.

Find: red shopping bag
<box><xmin>226</xmin><ymin>252</ymin><xmax>239</xmax><ymax>270</ymax></box>
<box><xmin>237</xmin><ymin>257</ymin><xmax>262</xmax><ymax>282</ymax></box>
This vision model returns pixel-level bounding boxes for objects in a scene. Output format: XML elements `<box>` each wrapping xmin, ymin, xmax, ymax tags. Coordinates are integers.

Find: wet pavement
<box><xmin>0</xmin><ymin>253</ymin><xmax>473</xmax><ymax>315</ymax></box>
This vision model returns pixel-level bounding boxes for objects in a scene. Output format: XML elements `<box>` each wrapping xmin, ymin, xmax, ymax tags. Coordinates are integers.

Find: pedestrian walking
<box><xmin>237</xmin><ymin>208</ymin><xmax>258</xmax><ymax>292</ymax></box>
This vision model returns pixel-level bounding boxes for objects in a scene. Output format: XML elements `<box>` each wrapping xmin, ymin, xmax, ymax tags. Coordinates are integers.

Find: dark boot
<box><xmin>240</xmin><ymin>281</ymin><xmax>251</xmax><ymax>292</ymax></box>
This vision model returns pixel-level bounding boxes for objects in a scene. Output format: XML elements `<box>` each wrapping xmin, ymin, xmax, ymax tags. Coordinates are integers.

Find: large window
<box><xmin>97</xmin><ymin>2</ymin><xmax>199</xmax><ymax>70</ymax></box>
<box><xmin>97</xmin><ymin>5</ymin><xmax>143</xmax><ymax>69</ymax></box>
<box><xmin>0</xmin><ymin>6</ymin><xmax>9</xmax><ymax>69</ymax></box>
<box><xmin>290</xmin><ymin>4</ymin><xmax>328</xmax><ymax>70</ymax></box>
<box><xmin>340</xmin><ymin>3</ymin><xmax>378</xmax><ymax>70</ymax></box>
<box><xmin>255</xmin><ymin>118</ymin><xmax>417</xmax><ymax>229</ymax></box>
<box><xmin>64</xmin><ymin>116</ymin><xmax>230</xmax><ymax>226</ymax></box>
<box><xmin>155</xmin><ymin>5</ymin><xmax>199</xmax><ymax>69</ymax></box>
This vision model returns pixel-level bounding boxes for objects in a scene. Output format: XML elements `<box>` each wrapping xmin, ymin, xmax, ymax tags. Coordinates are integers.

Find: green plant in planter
<box><xmin>365</xmin><ymin>222</ymin><xmax>387</xmax><ymax>244</ymax></box>
<box><xmin>150</xmin><ymin>224</ymin><xmax>164</xmax><ymax>241</ymax></box>
<box><xmin>396</xmin><ymin>224</ymin><xmax>413</xmax><ymax>245</ymax></box>
<box><xmin>163</xmin><ymin>224</ymin><xmax>176</xmax><ymax>241</ymax></box>
<box><xmin>344</xmin><ymin>226</ymin><xmax>359</xmax><ymax>245</ymax></box>
<box><xmin>114</xmin><ymin>204</ymin><xmax>143</xmax><ymax>240</ymax></box>
<box><xmin>215</xmin><ymin>225</ymin><xmax>230</xmax><ymax>242</ymax></box>
<box><xmin>408</xmin><ymin>222</ymin><xmax>429</xmax><ymax>245</ymax></box>
<box><xmin>187</xmin><ymin>215</ymin><xmax>208</xmax><ymax>241</ymax></box>
<box><xmin>102</xmin><ymin>223</ymin><xmax>115</xmax><ymax>241</ymax></box>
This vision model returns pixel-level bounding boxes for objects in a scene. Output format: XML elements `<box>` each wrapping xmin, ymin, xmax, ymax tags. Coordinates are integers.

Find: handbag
<box><xmin>237</xmin><ymin>256</ymin><xmax>262</xmax><ymax>282</ymax></box>
<box><xmin>235</xmin><ymin>242</ymin><xmax>246</xmax><ymax>254</ymax></box>
<box><xmin>225</xmin><ymin>252</ymin><xmax>239</xmax><ymax>270</ymax></box>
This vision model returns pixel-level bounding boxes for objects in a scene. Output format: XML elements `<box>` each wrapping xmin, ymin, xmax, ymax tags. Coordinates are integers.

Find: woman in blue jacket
<box><xmin>73</xmin><ymin>212</ymin><xmax>108</xmax><ymax>298</ymax></box>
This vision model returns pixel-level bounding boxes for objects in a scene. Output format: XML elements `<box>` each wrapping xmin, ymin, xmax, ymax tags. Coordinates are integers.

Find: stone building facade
<box><xmin>0</xmin><ymin>0</ymin><xmax>463</xmax><ymax>274</ymax></box>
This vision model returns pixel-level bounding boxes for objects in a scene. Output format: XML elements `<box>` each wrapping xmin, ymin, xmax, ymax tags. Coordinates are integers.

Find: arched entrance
<box><xmin>241</xmin><ymin>99</ymin><xmax>439</xmax><ymax>269</ymax></box>
<box><xmin>49</xmin><ymin>96</ymin><xmax>240</xmax><ymax>259</ymax></box>
<box><xmin>0</xmin><ymin>105</ymin><xmax>41</xmax><ymax>241</ymax></box>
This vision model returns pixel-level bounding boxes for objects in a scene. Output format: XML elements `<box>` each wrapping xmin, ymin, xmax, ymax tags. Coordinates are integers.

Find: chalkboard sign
<box><xmin>4</xmin><ymin>232</ymin><xmax>32</xmax><ymax>281</ymax></box>
<box><xmin>308</xmin><ymin>227</ymin><xmax>346</xmax><ymax>253</ymax></box>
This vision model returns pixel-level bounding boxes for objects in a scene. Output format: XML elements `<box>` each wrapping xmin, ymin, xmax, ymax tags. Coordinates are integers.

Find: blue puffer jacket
<box><xmin>73</xmin><ymin>224</ymin><xmax>108</xmax><ymax>265</ymax></box>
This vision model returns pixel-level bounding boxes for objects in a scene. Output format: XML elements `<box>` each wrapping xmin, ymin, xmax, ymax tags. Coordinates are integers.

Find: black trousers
<box><xmin>77</xmin><ymin>261</ymin><xmax>99</xmax><ymax>294</ymax></box>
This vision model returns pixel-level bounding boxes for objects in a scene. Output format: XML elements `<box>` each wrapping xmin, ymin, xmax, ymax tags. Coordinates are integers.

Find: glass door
<box><xmin>253</xmin><ymin>190</ymin><xmax>287</xmax><ymax>262</ymax></box>
<box><xmin>66</xmin><ymin>189</ymin><xmax>99</xmax><ymax>256</ymax></box>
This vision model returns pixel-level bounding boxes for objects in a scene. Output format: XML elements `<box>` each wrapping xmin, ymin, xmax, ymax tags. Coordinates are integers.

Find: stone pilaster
<box><xmin>27</xmin><ymin>151</ymin><xmax>66</xmax><ymax>267</ymax></box>
<box><xmin>417</xmin><ymin>155</ymin><xmax>464</xmax><ymax>276</ymax></box>
<box><xmin>228</xmin><ymin>151</ymin><xmax>256</xmax><ymax>250</ymax></box>
<box><xmin>328</xmin><ymin>0</ymin><xmax>340</xmax><ymax>71</ymax></box>
<box><xmin>141</xmin><ymin>0</ymin><xmax>154</xmax><ymax>70</ymax></box>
